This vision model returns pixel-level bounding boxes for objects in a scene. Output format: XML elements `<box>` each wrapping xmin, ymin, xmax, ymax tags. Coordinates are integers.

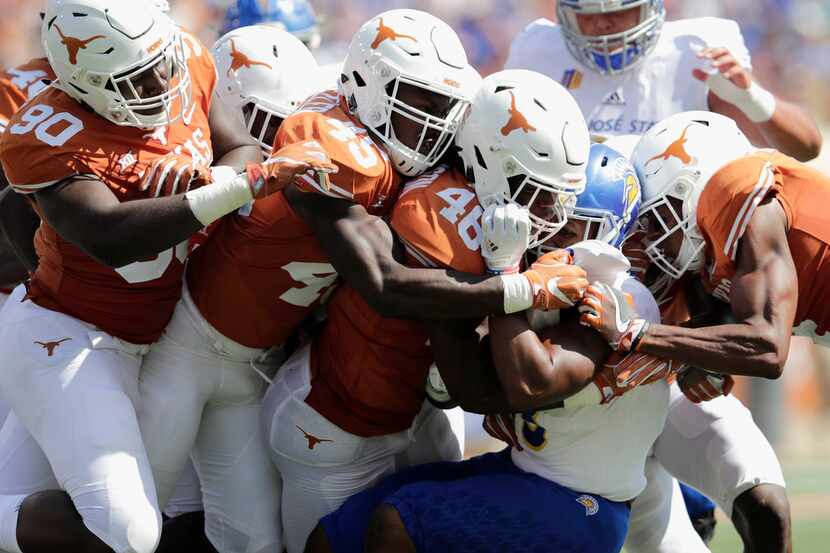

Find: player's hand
<box><xmin>520</xmin><ymin>250</ymin><xmax>588</xmax><ymax>310</ymax></box>
<box><xmin>692</xmin><ymin>46</ymin><xmax>775</xmax><ymax>123</ymax></box>
<box><xmin>425</xmin><ymin>365</ymin><xmax>458</xmax><ymax>409</ymax></box>
<box><xmin>693</xmin><ymin>47</ymin><xmax>752</xmax><ymax>90</ymax></box>
<box><xmin>245</xmin><ymin>141</ymin><xmax>338</xmax><ymax>199</ymax></box>
<box><xmin>141</xmin><ymin>156</ymin><xmax>212</xmax><ymax>197</ymax></box>
<box><xmin>481</xmin><ymin>203</ymin><xmax>530</xmax><ymax>274</ymax></box>
<box><xmin>679</xmin><ymin>367</ymin><xmax>734</xmax><ymax>403</ymax></box>
<box><xmin>593</xmin><ymin>351</ymin><xmax>679</xmax><ymax>405</ymax></box>
<box><xmin>579</xmin><ymin>282</ymin><xmax>649</xmax><ymax>352</ymax></box>
<box><xmin>482</xmin><ymin>413</ymin><xmax>522</xmax><ymax>451</ymax></box>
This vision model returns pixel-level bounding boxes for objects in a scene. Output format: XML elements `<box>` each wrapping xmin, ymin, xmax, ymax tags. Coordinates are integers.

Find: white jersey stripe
<box><xmin>724</xmin><ymin>164</ymin><xmax>774</xmax><ymax>260</ymax></box>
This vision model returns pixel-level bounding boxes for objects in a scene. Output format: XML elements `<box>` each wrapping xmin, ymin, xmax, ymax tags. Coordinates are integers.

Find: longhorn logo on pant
<box><xmin>296</xmin><ymin>425</ymin><xmax>333</xmax><ymax>450</ymax></box>
<box><xmin>53</xmin><ymin>25</ymin><xmax>106</xmax><ymax>65</ymax></box>
<box><xmin>34</xmin><ymin>338</ymin><xmax>72</xmax><ymax>357</ymax></box>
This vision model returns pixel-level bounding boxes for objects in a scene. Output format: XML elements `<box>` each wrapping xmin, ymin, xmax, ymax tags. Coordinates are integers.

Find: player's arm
<box><xmin>489</xmin><ymin>311</ymin><xmax>610</xmax><ymax>411</ymax></box>
<box><xmin>283</xmin><ymin>185</ymin><xmax>506</xmax><ymax>319</ymax></box>
<box><xmin>208</xmin><ymin>92</ymin><xmax>262</xmax><ymax>171</ymax></box>
<box><xmin>595</xmin><ymin>199</ymin><xmax>797</xmax><ymax>379</ymax></box>
<box><xmin>34</xmin><ymin>178</ymin><xmax>205</xmax><ymax>267</ymax></box>
<box><xmin>0</xmin><ymin>186</ymin><xmax>38</xmax><ymax>274</ymax></box>
<box><xmin>697</xmin><ymin>47</ymin><xmax>822</xmax><ymax>161</ymax></box>
<box><xmin>426</xmin><ymin>318</ymin><xmax>513</xmax><ymax>414</ymax></box>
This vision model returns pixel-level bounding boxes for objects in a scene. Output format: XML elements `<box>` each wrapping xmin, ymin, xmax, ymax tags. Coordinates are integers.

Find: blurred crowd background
<box><xmin>2</xmin><ymin>0</ymin><xmax>830</xmax><ymax>121</ymax></box>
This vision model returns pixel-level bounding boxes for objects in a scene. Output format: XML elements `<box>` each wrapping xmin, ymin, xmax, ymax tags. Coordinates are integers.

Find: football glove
<box><xmin>579</xmin><ymin>281</ymin><xmax>649</xmax><ymax>352</ymax></box>
<box><xmin>679</xmin><ymin>368</ymin><xmax>735</xmax><ymax>403</ymax></box>
<box><xmin>520</xmin><ymin>249</ymin><xmax>589</xmax><ymax>310</ymax></box>
<box><xmin>481</xmin><ymin>203</ymin><xmax>530</xmax><ymax>275</ymax></box>
<box><xmin>245</xmin><ymin>140</ymin><xmax>338</xmax><ymax>199</ymax></box>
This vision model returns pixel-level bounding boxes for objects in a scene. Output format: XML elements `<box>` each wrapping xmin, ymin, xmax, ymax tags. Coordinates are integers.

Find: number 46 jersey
<box><xmin>0</xmin><ymin>34</ymin><xmax>216</xmax><ymax>345</ymax></box>
<box><xmin>305</xmin><ymin>164</ymin><xmax>485</xmax><ymax>437</ymax></box>
<box><xmin>186</xmin><ymin>90</ymin><xmax>401</xmax><ymax>349</ymax></box>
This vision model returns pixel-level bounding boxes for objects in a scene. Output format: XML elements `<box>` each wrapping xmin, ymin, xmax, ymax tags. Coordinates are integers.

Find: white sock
<box><xmin>0</xmin><ymin>494</ymin><xmax>26</xmax><ymax>553</ymax></box>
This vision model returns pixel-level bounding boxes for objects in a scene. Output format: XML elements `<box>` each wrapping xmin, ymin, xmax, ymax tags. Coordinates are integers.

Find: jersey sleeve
<box><xmin>0</xmin><ymin>75</ymin><xmax>26</xmax><ymax>133</ymax></box>
<box><xmin>181</xmin><ymin>31</ymin><xmax>218</xmax><ymax>115</ymax></box>
<box><xmin>697</xmin><ymin>154</ymin><xmax>780</xmax><ymax>268</ymax></box>
<box><xmin>0</xmin><ymin>130</ymin><xmax>89</xmax><ymax>194</ymax></box>
<box><xmin>390</xmin><ymin>166</ymin><xmax>486</xmax><ymax>274</ymax></box>
<box><xmin>273</xmin><ymin>105</ymin><xmax>400</xmax><ymax>212</ymax></box>
<box><xmin>503</xmin><ymin>18</ymin><xmax>556</xmax><ymax>72</ymax></box>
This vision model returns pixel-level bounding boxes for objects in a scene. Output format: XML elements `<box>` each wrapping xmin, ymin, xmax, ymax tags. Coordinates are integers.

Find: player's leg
<box><xmin>138</xmin><ymin>296</ymin><xmax>214</xmax><ymax>511</ymax></box>
<box><xmin>193</xmin><ymin>398</ymin><xmax>282</xmax><ymax>553</ymax></box>
<box><xmin>396</xmin><ymin>401</ymin><xmax>465</xmax><ymax>468</ymax></box>
<box><xmin>679</xmin><ymin>482</ymin><xmax>717</xmax><ymax>544</ymax></box>
<box><xmin>366</xmin><ymin>451</ymin><xmax>630</xmax><ymax>553</ymax></box>
<box><xmin>654</xmin><ymin>384</ymin><xmax>790</xmax><ymax>553</ymax></box>
<box><xmin>625</xmin><ymin>458</ymin><xmax>710</xmax><ymax>553</ymax></box>
<box><xmin>0</xmin><ymin>299</ymin><xmax>162</xmax><ymax>553</ymax></box>
<box><xmin>262</xmin><ymin>344</ymin><xmax>411</xmax><ymax>553</ymax></box>
<box><xmin>155</xmin><ymin>459</ymin><xmax>215</xmax><ymax>553</ymax></box>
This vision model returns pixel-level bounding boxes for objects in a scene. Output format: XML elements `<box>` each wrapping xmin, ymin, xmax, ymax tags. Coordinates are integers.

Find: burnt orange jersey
<box><xmin>0</xmin><ymin>58</ymin><xmax>54</xmax><ymax>133</ymax></box>
<box><xmin>307</xmin><ymin>165</ymin><xmax>486</xmax><ymax>437</ymax></box>
<box><xmin>697</xmin><ymin>150</ymin><xmax>830</xmax><ymax>334</ymax></box>
<box><xmin>0</xmin><ymin>33</ymin><xmax>216</xmax><ymax>344</ymax></box>
<box><xmin>186</xmin><ymin>91</ymin><xmax>401</xmax><ymax>349</ymax></box>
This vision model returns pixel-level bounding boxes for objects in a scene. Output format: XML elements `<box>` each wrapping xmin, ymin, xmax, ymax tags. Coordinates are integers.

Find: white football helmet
<box><xmin>42</xmin><ymin>0</ymin><xmax>191</xmax><ymax>128</ymax></box>
<box><xmin>213</xmin><ymin>25</ymin><xmax>319</xmax><ymax>153</ymax></box>
<box><xmin>456</xmin><ymin>69</ymin><xmax>590</xmax><ymax>248</ymax></box>
<box><xmin>557</xmin><ymin>0</ymin><xmax>665</xmax><ymax>75</ymax></box>
<box><xmin>339</xmin><ymin>9</ymin><xmax>481</xmax><ymax>176</ymax></box>
<box><xmin>631</xmin><ymin>111</ymin><xmax>753</xmax><ymax>279</ymax></box>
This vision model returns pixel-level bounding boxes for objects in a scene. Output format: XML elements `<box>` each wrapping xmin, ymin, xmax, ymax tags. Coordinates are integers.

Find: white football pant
<box><xmin>626</xmin><ymin>458</ymin><xmax>710</xmax><ymax>553</ymax></box>
<box><xmin>262</xmin><ymin>344</ymin><xmax>465</xmax><ymax>553</ymax></box>
<box><xmin>139</xmin><ymin>284</ymin><xmax>282</xmax><ymax>553</ymax></box>
<box><xmin>626</xmin><ymin>383</ymin><xmax>785</xmax><ymax>552</ymax></box>
<box><xmin>0</xmin><ymin>288</ymin><xmax>161</xmax><ymax>553</ymax></box>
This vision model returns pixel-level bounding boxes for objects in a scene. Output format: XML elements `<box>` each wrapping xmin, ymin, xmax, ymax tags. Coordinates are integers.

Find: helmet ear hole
<box><xmin>351</xmin><ymin>71</ymin><xmax>366</xmax><ymax>87</ymax></box>
<box><xmin>473</xmin><ymin>145</ymin><xmax>488</xmax><ymax>170</ymax></box>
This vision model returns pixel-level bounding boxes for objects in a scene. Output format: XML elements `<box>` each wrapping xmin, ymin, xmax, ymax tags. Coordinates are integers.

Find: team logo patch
<box><xmin>622</xmin><ymin>172</ymin><xmax>640</xmax><ymax>217</ymax></box>
<box><xmin>34</xmin><ymin>338</ymin><xmax>72</xmax><ymax>357</ymax></box>
<box><xmin>296</xmin><ymin>425</ymin><xmax>333</xmax><ymax>450</ymax></box>
<box><xmin>500</xmin><ymin>91</ymin><xmax>536</xmax><ymax>136</ymax></box>
<box><xmin>371</xmin><ymin>17</ymin><xmax>418</xmax><ymax>49</ymax></box>
<box><xmin>645</xmin><ymin>124</ymin><xmax>695</xmax><ymax>167</ymax></box>
<box><xmin>576</xmin><ymin>494</ymin><xmax>599</xmax><ymax>516</ymax></box>
<box><xmin>117</xmin><ymin>151</ymin><xmax>138</xmax><ymax>173</ymax></box>
<box><xmin>228</xmin><ymin>39</ymin><xmax>273</xmax><ymax>76</ymax></box>
<box><xmin>53</xmin><ymin>25</ymin><xmax>107</xmax><ymax>65</ymax></box>
<box><xmin>561</xmin><ymin>69</ymin><xmax>583</xmax><ymax>90</ymax></box>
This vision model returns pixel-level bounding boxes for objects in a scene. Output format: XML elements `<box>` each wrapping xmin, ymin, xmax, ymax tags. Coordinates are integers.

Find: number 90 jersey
<box><xmin>0</xmin><ymin>33</ymin><xmax>216</xmax><ymax>345</ymax></box>
<box><xmin>185</xmin><ymin>91</ymin><xmax>401</xmax><ymax>350</ymax></box>
<box><xmin>305</xmin><ymin>165</ymin><xmax>485</xmax><ymax>437</ymax></box>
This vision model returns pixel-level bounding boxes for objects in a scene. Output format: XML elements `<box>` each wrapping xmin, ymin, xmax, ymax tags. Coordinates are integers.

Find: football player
<box><xmin>306</xmin><ymin>123</ymin><xmax>671</xmax><ymax>553</ymax></box>
<box><xmin>505</xmin><ymin>0</ymin><xmax>821</xmax><ymax>161</ymax></box>
<box><xmin>260</xmin><ymin>68</ymin><xmax>597</xmax><ymax>553</ymax></box>
<box><xmin>583</xmin><ymin>111</ymin><xmax>810</xmax><ymax>553</ymax></box>
<box><xmin>585</xmin><ymin>133</ymin><xmax>789</xmax><ymax>553</ymax></box>
<box><xmin>0</xmin><ymin>2</ymin><xmax>333</xmax><ymax>553</ymax></box>
<box><xmin>136</xmin><ymin>25</ymin><xmax>323</xmax><ymax>553</ymax></box>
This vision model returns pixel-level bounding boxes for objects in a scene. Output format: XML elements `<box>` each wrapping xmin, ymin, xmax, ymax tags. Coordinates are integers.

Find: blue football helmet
<box><xmin>222</xmin><ymin>0</ymin><xmax>321</xmax><ymax>49</ymax></box>
<box><xmin>568</xmin><ymin>143</ymin><xmax>641</xmax><ymax>247</ymax></box>
<box><xmin>557</xmin><ymin>0</ymin><xmax>665</xmax><ymax>75</ymax></box>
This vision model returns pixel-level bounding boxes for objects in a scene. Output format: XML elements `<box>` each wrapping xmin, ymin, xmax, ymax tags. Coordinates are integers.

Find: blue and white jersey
<box><xmin>505</xmin><ymin>17</ymin><xmax>751</xmax><ymax>141</ymax></box>
<box><xmin>512</xmin><ymin>241</ymin><xmax>670</xmax><ymax>502</ymax></box>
